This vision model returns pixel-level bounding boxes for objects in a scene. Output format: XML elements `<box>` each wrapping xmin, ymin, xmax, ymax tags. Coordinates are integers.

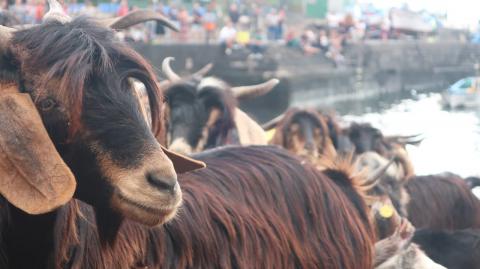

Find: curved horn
<box><xmin>366</xmin><ymin>157</ymin><xmax>397</xmax><ymax>185</ymax></box>
<box><xmin>44</xmin><ymin>0</ymin><xmax>71</xmax><ymax>24</ymax></box>
<box><xmin>162</xmin><ymin>57</ymin><xmax>181</xmax><ymax>82</ymax></box>
<box><xmin>191</xmin><ymin>63</ymin><xmax>214</xmax><ymax>80</ymax></box>
<box><xmin>100</xmin><ymin>10</ymin><xmax>178</xmax><ymax>31</ymax></box>
<box><xmin>231</xmin><ymin>79</ymin><xmax>280</xmax><ymax>99</ymax></box>
<box><xmin>385</xmin><ymin>134</ymin><xmax>423</xmax><ymax>145</ymax></box>
<box><xmin>466</xmin><ymin>177</ymin><xmax>480</xmax><ymax>189</ymax></box>
<box><xmin>386</xmin><ymin>134</ymin><xmax>422</xmax><ymax>140</ymax></box>
<box><xmin>262</xmin><ymin>113</ymin><xmax>285</xmax><ymax>130</ymax></box>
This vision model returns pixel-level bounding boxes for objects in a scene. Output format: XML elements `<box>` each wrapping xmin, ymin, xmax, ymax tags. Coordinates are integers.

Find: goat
<box><xmin>406</xmin><ymin>174</ymin><xmax>480</xmax><ymax>230</ymax></box>
<box><xmin>160</xmin><ymin>57</ymin><xmax>278</xmax><ymax>154</ymax></box>
<box><xmin>263</xmin><ymin>108</ymin><xmax>334</xmax><ymax>160</ymax></box>
<box><xmin>412</xmin><ymin>229</ymin><xmax>480</xmax><ymax>269</ymax></box>
<box><xmin>2</xmin><ymin>146</ymin><xmax>376</xmax><ymax>269</ymax></box>
<box><xmin>0</xmin><ymin>3</ymin><xmax>204</xmax><ymax>267</ymax></box>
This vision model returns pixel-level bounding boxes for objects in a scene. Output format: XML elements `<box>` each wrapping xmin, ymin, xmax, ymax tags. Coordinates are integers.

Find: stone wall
<box><xmin>133</xmin><ymin>41</ymin><xmax>480</xmax><ymax>122</ymax></box>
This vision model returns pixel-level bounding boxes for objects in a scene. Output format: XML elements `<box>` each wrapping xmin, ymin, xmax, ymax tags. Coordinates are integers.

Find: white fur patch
<box><xmin>197</xmin><ymin>77</ymin><xmax>229</xmax><ymax>91</ymax></box>
<box><xmin>376</xmin><ymin>244</ymin><xmax>447</xmax><ymax>269</ymax></box>
<box><xmin>169</xmin><ymin>138</ymin><xmax>193</xmax><ymax>155</ymax></box>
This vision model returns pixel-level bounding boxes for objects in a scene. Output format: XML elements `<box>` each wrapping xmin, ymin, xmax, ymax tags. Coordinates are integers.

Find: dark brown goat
<box><xmin>0</xmin><ymin>7</ymin><xmax>208</xmax><ymax>225</ymax></box>
<box><xmin>0</xmin><ymin>3</ymin><xmax>208</xmax><ymax>268</ymax></box>
<box><xmin>412</xmin><ymin>229</ymin><xmax>480</xmax><ymax>269</ymax></box>
<box><xmin>406</xmin><ymin>174</ymin><xmax>480</xmax><ymax>230</ymax></box>
<box><xmin>160</xmin><ymin>58</ymin><xmax>278</xmax><ymax>154</ymax></box>
<box><xmin>2</xmin><ymin>146</ymin><xmax>375</xmax><ymax>269</ymax></box>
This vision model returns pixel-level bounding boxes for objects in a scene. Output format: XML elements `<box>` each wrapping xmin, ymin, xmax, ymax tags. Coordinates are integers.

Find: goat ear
<box><xmin>0</xmin><ymin>88</ymin><xmax>76</xmax><ymax>214</ymax></box>
<box><xmin>161</xmin><ymin>145</ymin><xmax>205</xmax><ymax>174</ymax></box>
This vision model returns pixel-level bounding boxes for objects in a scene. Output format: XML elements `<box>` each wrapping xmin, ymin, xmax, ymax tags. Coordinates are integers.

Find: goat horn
<box><xmin>162</xmin><ymin>57</ymin><xmax>181</xmax><ymax>82</ymax></box>
<box><xmin>191</xmin><ymin>63</ymin><xmax>214</xmax><ymax>80</ymax></box>
<box><xmin>231</xmin><ymin>79</ymin><xmax>279</xmax><ymax>99</ymax></box>
<box><xmin>261</xmin><ymin>113</ymin><xmax>285</xmax><ymax>130</ymax></box>
<box><xmin>101</xmin><ymin>10</ymin><xmax>178</xmax><ymax>32</ymax></box>
<box><xmin>44</xmin><ymin>0</ymin><xmax>71</xmax><ymax>24</ymax></box>
<box><xmin>366</xmin><ymin>157</ymin><xmax>397</xmax><ymax>185</ymax></box>
<box><xmin>385</xmin><ymin>134</ymin><xmax>422</xmax><ymax>142</ymax></box>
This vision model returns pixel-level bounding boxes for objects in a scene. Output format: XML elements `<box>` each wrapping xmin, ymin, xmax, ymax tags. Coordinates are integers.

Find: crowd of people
<box><xmin>0</xmin><ymin>1</ymin><xmax>287</xmax><ymax>46</ymax></box>
<box><xmin>1</xmin><ymin>1</ymin><xmax>474</xmax><ymax>67</ymax></box>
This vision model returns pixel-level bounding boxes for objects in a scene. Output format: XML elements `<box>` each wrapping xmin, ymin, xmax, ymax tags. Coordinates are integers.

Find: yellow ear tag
<box><xmin>379</xmin><ymin>204</ymin><xmax>394</xmax><ymax>219</ymax></box>
<box><xmin>266</xmin><ymin>128</ymin><xmax>276</xmax><ymax>142</ymax></box>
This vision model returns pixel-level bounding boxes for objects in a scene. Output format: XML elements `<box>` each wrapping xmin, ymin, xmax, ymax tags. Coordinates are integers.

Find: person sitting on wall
<box><xmin>218</xmin><ymin>19</ymin><xmax>237</xmax><ymax>54</ymax></box>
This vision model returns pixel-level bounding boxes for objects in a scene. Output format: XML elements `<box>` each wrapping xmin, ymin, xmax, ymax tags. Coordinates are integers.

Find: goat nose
<box><xmin>146</xmin><ymin>172</ymin><xmax>178</xmax><ymax>194</ymax></box>
<box><xmin>305</xmin><ymin>142</ymin><xmax>315</xmax><ymax>151</ymax></box>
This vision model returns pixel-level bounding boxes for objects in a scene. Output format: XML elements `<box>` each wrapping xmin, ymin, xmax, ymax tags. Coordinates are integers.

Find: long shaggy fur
<box><xmin>2</xmin><ymin>146</ymin><xmax>375</xmax><ymax>269</ymax></box>
<box><xmin>406</xmin><ymin>174</ymin><xmax>480</xmax><ymax>230</ymax></box>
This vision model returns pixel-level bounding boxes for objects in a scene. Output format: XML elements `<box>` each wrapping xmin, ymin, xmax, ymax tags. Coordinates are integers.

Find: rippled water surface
<box><xmin>341</xmin><ymin>93</ymin><xmax>480</xmax><ymax>178</ymax></box>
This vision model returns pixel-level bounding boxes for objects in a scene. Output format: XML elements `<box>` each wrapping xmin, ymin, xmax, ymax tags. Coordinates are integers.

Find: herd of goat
<box><xmin>0</xmin><ymin>1</ymin><xmax>478</xmax><ymax>268</ymax></box>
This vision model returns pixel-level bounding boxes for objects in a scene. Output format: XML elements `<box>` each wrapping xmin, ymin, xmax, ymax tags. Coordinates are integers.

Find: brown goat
<box><xmin>406</xmin><ymin>174</ymin><xmax>480</xmax><ymax>230</ymax></box>
<box><xmin>264</xmin><ymin>108</ymin><xmax>334</xmax><ymax>161</ymax></box>
<box><xmin>2</xmin><ymin>146</ymin><xmax>375</xmax><ymax>269</ymax></box>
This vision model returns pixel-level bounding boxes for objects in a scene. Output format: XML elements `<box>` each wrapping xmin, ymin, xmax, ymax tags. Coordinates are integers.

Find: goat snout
<box><xmin>304</xmin><ymin>142</ymin><xmax>318</xmax><ymax>157</ymax></box>
<box><xmin>147</xmin><ymin>171</ymin><xmax>178</xmax><ymax>194</ymax></box>
<box><xmin>305</xmin><ymin>141</ymin><xmax>315</xmax><ymax>151</ymax></box>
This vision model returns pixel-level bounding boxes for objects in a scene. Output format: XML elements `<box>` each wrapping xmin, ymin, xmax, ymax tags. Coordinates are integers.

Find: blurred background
<box><xmin>1</xmin><ymin>0</ymin><xmax>479</xmax><ymax>180</ymax></box>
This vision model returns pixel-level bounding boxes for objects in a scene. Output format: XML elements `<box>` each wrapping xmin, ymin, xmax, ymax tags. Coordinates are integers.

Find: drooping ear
<box><xmin>160</xmin><ymin>145</ymin><xmax>205</xmax><ymax>174</ymax></box>
<box><xmin>0</xmin><ymin>89</ymin><xmax>76</xmax><ymax>214</ymax></box>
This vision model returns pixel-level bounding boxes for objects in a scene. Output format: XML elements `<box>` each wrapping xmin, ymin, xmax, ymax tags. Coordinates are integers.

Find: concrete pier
<box><xmin>133</xmin><ymin>41</ymin><xmax>480</xmax><ymax>122</ymax></box>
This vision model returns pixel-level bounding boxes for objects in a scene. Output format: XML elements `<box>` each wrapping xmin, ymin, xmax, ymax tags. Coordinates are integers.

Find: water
<box><xmin>339</xmin><ymin>92</ymin><xmax>480</xmax><ymax>179</ymax></box>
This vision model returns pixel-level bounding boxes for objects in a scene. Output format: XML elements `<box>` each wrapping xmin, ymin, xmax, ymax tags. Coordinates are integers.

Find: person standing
<box><xmin>228</xmin><ymin>3</ymin><xmax>240</xmax><ymax>25</ymax></box>
<box><xmin>203</xmin><ymin>3</ymin><xmax>218</xmax><ymax>44</ymax></box>
<box><xmin>177</xmin><ymin>6</ymin><xmax>190</xmax><ymax>42</ymax></box>
<box><xmin>117</xmin><ymin>0</ymin><xmax>129</xmax><ymax>17</ymax></box>
<box><xmin>266</xmin><ymin>8</ymin><xmax>279</xmax><ymax>41</ymax></box>
<box><xmin>218</xmin><ymin>18</ymin><xmax>237</xmax><ymax>53</ymax></box>
<box><xmin>34</xmin><ymin>0</ymin><xmax>46</xmax><ymax>23</ymax></box>
<box><xmin>9</xmin><ymin>0</ymin><xmax>25</xmax><ymax>22</ymax></box>
<box><xmin>277</xmin><ymin>6</ymin><xmax>286</xmax><ymax>40</ymax></box>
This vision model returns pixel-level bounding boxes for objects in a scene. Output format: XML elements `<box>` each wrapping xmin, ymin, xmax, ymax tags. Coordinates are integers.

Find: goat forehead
<box><xmin>297</xmin><ymin>117</ymin><xmax>319</xmax><ymax>129</ymax></box>
<box><xmin>170</xmin><ymin>102</ymin><xmax>205</xmax><ymax>122</ymax></box>
<box><xmin>197</xmin><ymin>77</ymin><xmax>229</xmax><ymax>90</ymax></box>
<box><xmin>166</xmin><ymin>83</ymin><xmax>197</xmax><ymax>97</ymax></box>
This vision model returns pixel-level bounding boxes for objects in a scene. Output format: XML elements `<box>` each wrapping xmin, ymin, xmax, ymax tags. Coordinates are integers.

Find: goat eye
<box><xmin>39</xmin><ymin>98</ymin><xmax>56</xmax><ymax>111</ymax></box>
